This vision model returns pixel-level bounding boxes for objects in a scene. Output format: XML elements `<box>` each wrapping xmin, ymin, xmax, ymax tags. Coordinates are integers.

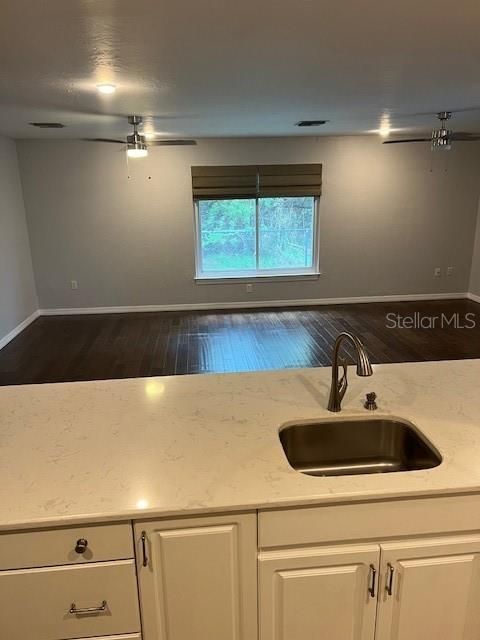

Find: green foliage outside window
<box><xmin>198</xmin><ymin>196</ymin><xmax>315</xmax><ymax>273</ymax></box>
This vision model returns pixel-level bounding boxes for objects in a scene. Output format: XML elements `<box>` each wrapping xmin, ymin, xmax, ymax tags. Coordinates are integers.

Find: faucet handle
<box><xmin>364</xmin><ymin>392</ymin><xmax>377</xmax><ymax>411</ymax></box>
<box><xmin>338</xmin><ymin>360</ymin><xmax>348</xmax><ymax>401</ymax></box>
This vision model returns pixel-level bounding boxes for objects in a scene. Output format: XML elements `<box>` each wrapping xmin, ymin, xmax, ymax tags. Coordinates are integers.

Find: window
<box><xmin>195</xmin><ymin>196</ymin><xmax>318</xmax><ymax>278</ymax></box>
<box><xmin>192</xmin><ymin>164</ymin><xmax>322</xmax><ymax>280</ymax></box>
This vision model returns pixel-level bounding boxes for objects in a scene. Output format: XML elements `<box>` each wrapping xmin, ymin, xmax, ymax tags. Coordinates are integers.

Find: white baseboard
<box><xmin>468</xmin><ymin>292</ymin><xmax>480</xmax><ymax>303</ymax></box>
<box><xmin>40</xmin><ymin>292</ymin><xmax>469</xmax><ymax>316</ymax></box>
<box><xmin>0</xmin><ymin>310</ymin><xmax>40</xmax><ymax>350</ymax></box>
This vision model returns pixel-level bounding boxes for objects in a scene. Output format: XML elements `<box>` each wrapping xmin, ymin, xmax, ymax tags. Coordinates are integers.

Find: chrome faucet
<box><xmin>327</xmin><ymin>332</ymin><xmax>373</xmax><ymax>412</ymax></box>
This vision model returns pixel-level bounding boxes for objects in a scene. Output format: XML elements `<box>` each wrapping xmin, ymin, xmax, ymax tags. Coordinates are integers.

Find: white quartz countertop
<box><xmin>1</xmin><ymin>359</ymin><xmax>480</xmax><ymax>531</ymax></box>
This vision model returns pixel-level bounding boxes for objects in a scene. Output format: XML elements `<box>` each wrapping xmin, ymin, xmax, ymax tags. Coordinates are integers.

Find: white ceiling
<box><xmin>2</xmin><ymin>0</ymin><xmax>480</xmax><ymax>140</ymax></box>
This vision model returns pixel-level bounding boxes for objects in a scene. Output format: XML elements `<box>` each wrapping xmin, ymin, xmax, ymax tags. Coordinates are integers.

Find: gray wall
<box><xmin>17</xmin><ymin>136</ymin><xmax>480</xmax><ymax>310</ymax></box>
<box><xmin>0</xmin><ymin>136</ymin><xmax>38</xmax><ymax>341</ymax></box>
<box><xmin>470</xmin><ymin>200</ymin><xmax>480</xmax><ymax>297</ymax></box>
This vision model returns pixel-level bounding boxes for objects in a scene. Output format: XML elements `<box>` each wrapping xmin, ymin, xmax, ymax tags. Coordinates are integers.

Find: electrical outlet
<box><xmin>246</xmin><ymin>283</ymin><xmax>253</xmax><ymax>293</ymax></box>
<box><xmin>71</xmin><ymin>280</ymin><xmax>78</xmax><ymax>290</ymax></box>
<box><xmin>434</xmin><ymin>267</ymin><xmax>441</xmax><ymax>278</ymax></box>
<box><xmin>446</xmin><ymin>266</ymin><xmax>454</xmax><ymax>276</ymax></box>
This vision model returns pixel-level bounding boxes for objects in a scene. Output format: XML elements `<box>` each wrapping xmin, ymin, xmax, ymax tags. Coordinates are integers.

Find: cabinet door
<box><xmin>376</xmin><ymin>534</ymin><xmax>480</xmax><ymax>640</ymax></box>
<box><xmin>135</xmin><ymin>513</ymin><xmax>257</xmax><ymax>640</ymax></box>
<box><xmin>259</xmin><ymin>543</ymin><xmax>379</xmax><ymax>640</ymax></box>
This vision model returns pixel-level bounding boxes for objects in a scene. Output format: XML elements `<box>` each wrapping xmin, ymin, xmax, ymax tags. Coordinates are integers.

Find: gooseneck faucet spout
<box><xmin>327</xmin><ymin>332</ymin><xmax>373</xmax><ymax>412</ymax></box>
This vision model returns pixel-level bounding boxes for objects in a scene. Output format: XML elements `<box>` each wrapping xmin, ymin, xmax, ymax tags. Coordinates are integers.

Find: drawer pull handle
<box><xmin>368</xmin><ymin>564</ymin><xmax>377</xmax><ymax>598</ymax></box>
<box><xmin>69</xmin><ymin>600</ymin><xmax>107</xmax><ymax>615</ymax></box>
<box><xmin>386</xmin><ymin>563</ymin><xmax>395</xmax><ymax>596</ymax></box>
<box><xmin>75</xmin><ymin>538</ymin><xmax>88</xmax><ymax>554</ymax></box>
<box><xmin>141</xmin><ymin>531</ymin><xmax>148</xmax><ymax>567</ymax></box>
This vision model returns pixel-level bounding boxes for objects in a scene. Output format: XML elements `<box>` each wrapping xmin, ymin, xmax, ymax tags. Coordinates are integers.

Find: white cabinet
<box><xmin>5</xmin><ymin>503</ymin><xmax>480</xmax><ymax>640</ymax></box>
<box><xmin>375</xmin><ymin>535</ymin><xmax>480</xmax><ymax>640</ymax></box>
<box><xmin>259</xmin><ymin>525</ymin><xmax>480</xmax><ymax>640</ymax></box>
<box><xmin>259</xmin><ymin>543</ymin><xmax>379</xmax><ymax>640</ymax></box>
<box><xmin>135</xmin><ymin>513</ymin><xmax>257</xmax><ymax>640</ymax></box>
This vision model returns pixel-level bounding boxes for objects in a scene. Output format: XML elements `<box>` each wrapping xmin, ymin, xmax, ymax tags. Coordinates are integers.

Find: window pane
<box><xmin>258</xmin><ymin>197</ymin><xmax>315</xmax><ymax>270</ymax></box>
<box><xmin>198</xmin><ymin>199</ymin><xmax>256</xmax><ymax>272</ymax></box>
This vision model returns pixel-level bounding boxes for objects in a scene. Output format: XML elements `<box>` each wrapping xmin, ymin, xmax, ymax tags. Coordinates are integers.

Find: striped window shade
<box><xmin>191</xmin><ymin>164</ymin><xmax>322</xmax><ymax>199</ymax></box>
<box><xmin>257</xmin><ymin>164</ymin><xmax>322</xmax><ymax>197</ymax></box>
<box><xmin>191</xmin><ymin>165</ymin><xmax>258</xmax><ymax>199</ymax></box>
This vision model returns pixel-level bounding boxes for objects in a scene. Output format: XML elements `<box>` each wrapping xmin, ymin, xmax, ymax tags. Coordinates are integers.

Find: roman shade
<box><xmin>191</xmin><ymin>164</ymin><xmax>322</xmax><ymax>199</ymax></box>
<box><xmin>191</xmin><ymin>165</ymin><xmax>258</xmax><ymax>199</ymax></box>
<box><xmin>257</xmin><ymin>164</ymin><xmax>322</xmax><ymax>197</ymax></box>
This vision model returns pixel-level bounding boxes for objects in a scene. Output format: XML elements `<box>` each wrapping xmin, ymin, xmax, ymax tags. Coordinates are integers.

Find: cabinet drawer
<box><xmin>0</xmin><ymin>559</ymin><xmax>141</xmax><ymax>640</ymax></box>
<box><xmin>0</xmin><ymin>522</ymin><xmax>133</xmax><ymax>569</ymax></box>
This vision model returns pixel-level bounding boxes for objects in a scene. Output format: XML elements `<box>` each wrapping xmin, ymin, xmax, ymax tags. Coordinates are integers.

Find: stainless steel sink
<box><xmin>279</xmin><ymin>418</ymin><xmax>441</xmax><ymax>477</ymax></box>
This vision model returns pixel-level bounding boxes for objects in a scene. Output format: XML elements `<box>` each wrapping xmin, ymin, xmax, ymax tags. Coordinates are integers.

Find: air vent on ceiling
<box><xmin>29</xmin><ymin>122</ymin><xmax>65</xmax><ymax>128</ymax></box>
<box><xmin>296</xmin><ymin>120</ymin><xmax>328</xmax><ymax>127</ymax></box>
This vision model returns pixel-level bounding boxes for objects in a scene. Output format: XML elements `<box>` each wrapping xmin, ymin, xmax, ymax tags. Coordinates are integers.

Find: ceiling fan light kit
<box><xmin>127</xmin><ymin>143</ymin><xmax>148</xmax><ymax>158</ymax></box>
<box><xmin>431</xmin><ymin>129</ymin><xmax>452</xmax><ymax>151</ymax></box>
<box><xmin>126</xmin><ymin>116</ymin><xmax>148</xmax><ymax>158</ymax></box>
<box><xmin>430</xmin><ymin>111</ymin><xmax>452</xmax><ymax>151</ymax></box>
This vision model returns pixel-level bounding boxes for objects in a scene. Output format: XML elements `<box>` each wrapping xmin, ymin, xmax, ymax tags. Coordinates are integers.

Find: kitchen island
<box><xmin>1</xmin><ymin>359</ymin><xmax>480</xmax><ymax>640</ymax></box>
<box><xmin>1</xmin><ymin>359</ymin><xmax>480</xmax><ymax>530</ymax></box>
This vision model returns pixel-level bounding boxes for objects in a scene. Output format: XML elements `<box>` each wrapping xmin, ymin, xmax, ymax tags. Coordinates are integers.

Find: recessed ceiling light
<box><xmin>96</xmin><ymin>83</ymin><xmax>116</xmax><ymax>95</ymax></box>
<box><xmin>378</xmin><ymin>126</ymin><xmax>391</xmax><ymax>138</ymax></box>
<box><xmin>377</xmin><ymin>113</ymin><xmax>392</xmax><ymax>137</ymax></box>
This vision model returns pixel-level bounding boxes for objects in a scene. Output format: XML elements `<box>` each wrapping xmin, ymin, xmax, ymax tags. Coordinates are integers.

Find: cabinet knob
<box><xmin>75</xmin><ymin>538</ymin><xmax>88</xmax><ymax>554</ymax></box>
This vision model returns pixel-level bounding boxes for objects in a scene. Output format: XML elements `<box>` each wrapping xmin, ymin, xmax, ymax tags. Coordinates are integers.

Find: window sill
<box><xmin>195</xmin><ymin>273</ymin><xmax>322</xmax><ymax>285</ymax></box>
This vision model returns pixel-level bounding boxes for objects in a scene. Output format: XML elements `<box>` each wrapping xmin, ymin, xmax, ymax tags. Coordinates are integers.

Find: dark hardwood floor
<box><xmin>0</xmin><ymin>299</ymin><xmax>479</xmax><ymax>385</ymax></box>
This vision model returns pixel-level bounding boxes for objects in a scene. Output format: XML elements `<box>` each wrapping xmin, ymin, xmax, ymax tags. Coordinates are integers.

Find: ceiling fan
<box><xmin>383</xmin><ymin>111</ymin><xmax>480</xmax><ymax>150</ymax></box>
<box><xmin>85</xmin><ymin>115</ymin><xmax>196</xmax><ymax>157</ymax></box>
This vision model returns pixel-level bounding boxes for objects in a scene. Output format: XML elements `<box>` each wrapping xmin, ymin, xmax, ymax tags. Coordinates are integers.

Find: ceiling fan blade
<box><xmin>404</xmin><ymin>106</ymin><xmax>480</xmax><ymax>117</ymax></box>
<box><xmin>148</xmin><ymin>139</ymin><xmax>197</xmax><ymax>146</ymax></box>
<box><xmin>383</xmin><ymin>138</ymin><xmax>432</xmax><ymax>144</ymax></box>
<box><xmin>82</xmin><ymin>138</ymin><xmax>125</xmax><ymax>144</ymax></box>
<box><xmin>450</xmin><ymin>132</ymin><xmax>480</xmax><ymax>141</ymax></box>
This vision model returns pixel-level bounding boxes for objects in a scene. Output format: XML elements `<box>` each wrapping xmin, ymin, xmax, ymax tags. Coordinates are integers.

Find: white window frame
<box><xmin>194</xmin><ymin>196</ymin><xmax>321</xmax><ymax>281</ymax></box>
